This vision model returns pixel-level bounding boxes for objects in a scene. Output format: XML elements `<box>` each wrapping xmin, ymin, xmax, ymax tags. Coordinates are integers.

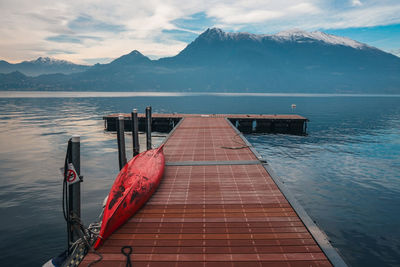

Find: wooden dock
<box><xmin>103</xmin><ymin>114</ymin><xmax>308</xmax><ymax>135</ymax></box>
<box><xmin>82</xmin><ymin>115</ymin><xmax>346</xmax><ymax>266</ymax></box>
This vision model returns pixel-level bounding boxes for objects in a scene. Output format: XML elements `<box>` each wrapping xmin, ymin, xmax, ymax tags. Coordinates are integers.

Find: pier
<box><xmin>103</xmin><ymin>114</ymin><xmax>308</xmax><ymax>135</ymax></box>
<box><xmin>81</xmin><ymin>114</ymin><xmax>346</xmax><ymax>266</ymax></box>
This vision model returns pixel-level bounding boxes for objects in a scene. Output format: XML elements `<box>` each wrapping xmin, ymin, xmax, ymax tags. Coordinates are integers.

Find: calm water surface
<box><xmin>0</xmin><ymin>92</ymin><xmax>399</xmax><ymax>266</ymax></box>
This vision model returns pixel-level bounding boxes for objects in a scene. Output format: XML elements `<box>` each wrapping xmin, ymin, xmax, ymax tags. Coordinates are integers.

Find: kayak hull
<box><xmin>94</xmin><ymin>146</ymin><xmax>165</xmax><ymax>249</ymax></box>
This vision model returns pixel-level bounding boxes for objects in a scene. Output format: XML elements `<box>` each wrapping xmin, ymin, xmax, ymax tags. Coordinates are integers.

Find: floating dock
<box><xmin>103</xmin><ymin>114</ymin><xmax>308</xmax><ymax>135</ymax></box>
<box><xmin>82</xmin><ymin>114</ymin><xmax>346</xmax><ymax>266</ymax></box>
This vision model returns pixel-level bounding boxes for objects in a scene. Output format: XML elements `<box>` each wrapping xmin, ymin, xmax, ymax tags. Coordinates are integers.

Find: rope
<box><xmin>61</xmin><ymin>138</ymin><xmax>104</xmax><ymax>266</ymax></box>
<box><xmin>69</xmin><ymin>216</ymin><xmax>103</xmax><ymax>267</ymax></box>
<box><xmin>220</xmin><ymin>133</ymin><xmax>250</xmax><ymax>150</ymax></box>
<box><xmin>86</xmin><ymin>248</ymin><xmax>103</xmax><ymax>267</ymax></box>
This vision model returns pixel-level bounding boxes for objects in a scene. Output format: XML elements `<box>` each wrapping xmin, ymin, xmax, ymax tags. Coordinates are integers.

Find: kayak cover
<box><xmin>94</xmin><ymin>145</ymin><xmax>165</xmax><ymax>249</ymax></box>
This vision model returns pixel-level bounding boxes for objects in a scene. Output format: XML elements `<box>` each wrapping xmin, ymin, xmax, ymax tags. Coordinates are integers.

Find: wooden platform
<box><xmin>81</xmin><ymin>116</ymin><xmax>346</xmax><ymax>266</ymax></box>
<box><xmin>103</xmin><ymin>113</ymin><xmax>308</xmax><ymax>135</ymax></box>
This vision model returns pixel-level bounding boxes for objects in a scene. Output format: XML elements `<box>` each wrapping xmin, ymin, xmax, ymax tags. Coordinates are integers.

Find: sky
<box><xmin>1</xmin><ymin>0</ymin><xmax>400</xmax><ymax>64</ymax></box>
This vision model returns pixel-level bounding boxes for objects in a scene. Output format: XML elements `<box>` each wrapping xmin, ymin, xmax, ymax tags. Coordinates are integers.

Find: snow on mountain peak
<box><xmin>200</xmin><ymin>28</ymin><xmax>263</xmax><ymax>42</ymax></box>
<box><xmin>274</xmin><ymin>29</ymin><xmax>367</xmax><ymax>49</ymax></box>
<box><xmin>31</xmin><ymin>57</ymin><xmax>71</xmax><ymax>65</ymax></box>
<box><xmin>275</xmin><ymin>29</ymin><xmax>308</xmax><ymax>37</ymax></box>
<box><xmin>198</xmin><ymin>28</ymin><xmax>368</xmax><ymax>49</ymax></box>
<box><xmin>200</xmin><ymin>28</ymin><xmax>227</xmax><ymax>40</ymax></box>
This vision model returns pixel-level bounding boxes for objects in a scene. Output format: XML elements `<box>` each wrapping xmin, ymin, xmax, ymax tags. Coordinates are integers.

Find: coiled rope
<box><xmin>220</xmin><ymin>133</ymin><xmax>249</xmax><ymax>149</ymax></box>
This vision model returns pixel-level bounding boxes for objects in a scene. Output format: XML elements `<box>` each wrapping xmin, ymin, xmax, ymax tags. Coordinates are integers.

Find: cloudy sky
<box><xmin>1</xmin><ymin>0</ymin><xmax>399</xmax><ymax>64</ymax></box>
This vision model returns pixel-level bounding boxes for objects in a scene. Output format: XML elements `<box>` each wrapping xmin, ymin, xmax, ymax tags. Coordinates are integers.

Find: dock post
<box><xmin>68</xmin><ymin>135</ymin><xmax>81</xmax><ymax>248</ymax></box>
<box><xmin>117</xmin><ymin>115</ymin><xmax>127</xmax><ymax>169</ymax></box>
<box><xmin>131</xmin><ymin>109</ymin><xmax>140</xmax><ymax>156</ymax></box>
<box><xmin>304</xmin><ymin>121</ymin><xmax>308</xmax><ymax>135</ymax></box>
<box><xmin>145</xmin><ymin>106</ymin><xmax>152</xmax><ymax>150</ymax></box>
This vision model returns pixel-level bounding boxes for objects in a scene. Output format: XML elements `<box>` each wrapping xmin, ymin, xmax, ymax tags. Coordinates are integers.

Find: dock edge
<box><xmin>225</xmin><ymin>118</ymin><xmax>348</xmax><ymax>267</ymax></box>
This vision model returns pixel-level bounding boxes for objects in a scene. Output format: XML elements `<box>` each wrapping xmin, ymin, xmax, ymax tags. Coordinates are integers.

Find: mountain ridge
<box><xmin>0</xmin><ymin>57</ymin><xmax>89</xmax><ymax>76</ymax></box>
<box><xmin>1</xmin><ymin>28</ymin><xmax>399</xmax><ymax>93</ymax></box>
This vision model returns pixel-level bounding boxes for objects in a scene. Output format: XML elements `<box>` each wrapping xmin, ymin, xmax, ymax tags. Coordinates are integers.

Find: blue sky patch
<box><xmin>172</xmin><ymin>12</ymin><xmax>215</xmax><ymax>32</ymax></box>
<box><xmin>162</xmin><ymin>29</ymin><xmax>199</xmax><ymax>43</ymax></box>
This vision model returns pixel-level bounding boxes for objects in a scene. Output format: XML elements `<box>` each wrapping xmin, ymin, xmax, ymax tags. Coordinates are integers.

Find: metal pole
<box><xmin>145</xmin><ymin>106</ymin><xmax>152</xmax><ymax>150</ymax></box>
<box><xmin>117</xmin><ymin>114</ymin><xmax>127</xmax><ymax>169</ymax></box>
<box><xmin>131</xmin><ymin>109</ymin><xmax>140</xmax><ymax>156</ymax></box>
<box><xmin>68</xmin><ymin>135</ymin><xmax>81</xmax><ymax>247</ymax></box>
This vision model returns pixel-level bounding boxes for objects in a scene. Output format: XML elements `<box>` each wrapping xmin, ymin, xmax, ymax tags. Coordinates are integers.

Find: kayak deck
<box><xmin>81</xmin><ymin>116</ymin><xmax>345</xmax><ymax>266</ymax></box>
<box><xmin>93</xmin><ymin>146</ymin><xmax>165</xmax><ymax>249</ymax></box>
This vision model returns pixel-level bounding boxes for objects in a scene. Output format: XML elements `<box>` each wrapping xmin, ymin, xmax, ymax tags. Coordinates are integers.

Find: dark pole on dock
<box><xmin>131</xmin><ymin>109</ymin><xmax>140</xmax><ymax>156</ymax></box>
<box><xmin>145</xmin><ymin>106</ymin><xmax>152</xmax><ymax>150</ymax></box>
<box><xmin>68</xmin><ymin>135</ymin><xmax>81</xmax><ymax>247</ymax></box>
<box><xmin>117</xmin><ymin>114</ymin><xmax>127</xmax><ymax>169</ymax></box>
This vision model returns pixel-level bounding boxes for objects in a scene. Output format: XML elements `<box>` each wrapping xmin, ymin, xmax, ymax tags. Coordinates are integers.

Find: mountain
<box><xmin>1</xmin><ymin>28</ymin><xmax>400</xmax><ymax>93</ymax></box>
<box><xmin>109</xmin><ymin>50</ymin><xmax>151</xmax><ymax>66</ymax></box>
<box><xmin>0</xmin><ymin>57</ymin><xmax>89</xmax><ymax>76</ymax></box>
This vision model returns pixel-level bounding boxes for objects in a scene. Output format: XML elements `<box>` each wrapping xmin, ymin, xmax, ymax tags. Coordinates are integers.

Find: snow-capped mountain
<box><xmin>29</xmin><ymin>57</ymin><xmax>74</xmax><ymax>65</ymax></box>
<box><xmin>1</xmin><ymin>28</ymin><xmax>399</xmax><ymax>93</ymax></box>
<box><xmin>191</xmin><ymin>28</ymin><xmax>369</xmax><ymax>49</ymax></box>
<box><xmin>273</xmin><ymin>29</ymin><xmax>368</xmax><ymax>49</ymax></box>
<box><xmin>0</xmin><ymin>57</ymin><xmax>89</xmax><ymax>76</ymax></box>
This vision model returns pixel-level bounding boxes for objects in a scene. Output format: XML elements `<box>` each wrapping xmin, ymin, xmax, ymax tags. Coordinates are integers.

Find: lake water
<box><xmin>0</xmin><ymin>92</ymin><xmax>399</xmax><ymax>266</ymax></box>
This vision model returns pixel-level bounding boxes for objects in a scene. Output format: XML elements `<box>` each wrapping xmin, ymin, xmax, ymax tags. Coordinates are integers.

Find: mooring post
<box><xmin>68</xmin><ymin>135</ymin><xmax>81</xmax><ymax>247</ymax></box>
<box><xmin>117</xmin><ymin>114</ymin><xmax>127</xmax><ymax>170</ymax></box>
<box><xmin>145</xmin><ymin>106</ymin><xmax>152</xmax><ymax>150</ymax></box>
<box><xmin>131</xmin><ymin>109</ymin><xmax>140</xmax><ymax>156</ymax></box>
<box><xmin>304</xmin><ymin>121</ymin><xmax>308</xmax><ymax>135</ymax></box>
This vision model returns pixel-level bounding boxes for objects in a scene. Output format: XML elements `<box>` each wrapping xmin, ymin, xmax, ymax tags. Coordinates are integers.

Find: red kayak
<box><xmin>93</xmin><ymin>145</ymin><xmax>165</xmax><ymax>249</ymax></box>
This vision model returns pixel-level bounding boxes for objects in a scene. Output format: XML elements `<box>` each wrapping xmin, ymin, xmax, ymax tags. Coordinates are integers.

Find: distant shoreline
<box><xmin>1</xmin><ymin>91</ymin><xmax>400</xmax><ymax>98</ymax></box>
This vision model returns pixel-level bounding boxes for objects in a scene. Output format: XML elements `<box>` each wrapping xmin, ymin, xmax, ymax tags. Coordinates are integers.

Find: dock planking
<box><xmin>81</xmin><ymin>115</ymin><xmax>346</xmax><ymax>266</ymax></box>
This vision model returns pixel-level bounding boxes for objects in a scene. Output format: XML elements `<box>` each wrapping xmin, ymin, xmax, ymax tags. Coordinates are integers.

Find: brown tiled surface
<box><xmin>81</xmin><ymin>117</ymin><xmax>331</xmax><ymax>266</ymax></box>
<box><xmin>164</xmin><ymin>117</ymin><xmax>257</xmax><ymax>162</ymax></box>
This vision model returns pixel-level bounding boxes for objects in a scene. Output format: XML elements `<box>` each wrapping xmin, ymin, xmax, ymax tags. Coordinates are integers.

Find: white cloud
<box><xmin>207</xmin><ymin>1</ymin><xmax>321</xmax><ymax>25</ymax></box>
<box><xmin>319</xmin><ymin>4</ymin><xmax>400</xmax><ymax>29</ymax></box>
<box><xmin>208</xmin><ymin>6</ymin><xmax>283</xmax><ymax>24</ymax></box>
<box><xmin>0</xmin><ymin>0</ymin><xmax>399</xmax><ymax>63</ymax></box>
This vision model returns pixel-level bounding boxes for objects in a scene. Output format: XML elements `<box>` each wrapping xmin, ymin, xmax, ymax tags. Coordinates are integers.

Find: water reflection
<box><xmin>246</xmin><ymin>103</ymin><xmax>400</xmax><ymax>266</ymax></box>
<box><xmin>0</xmin><ymin>94</ymin><xmax>399</xmax><ymax>266</ymax></box>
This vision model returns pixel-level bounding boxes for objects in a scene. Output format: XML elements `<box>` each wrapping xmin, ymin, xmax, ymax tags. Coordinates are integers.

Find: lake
<box><xmin>0</xmin><ymin>92</ymin><xmax>399</xmax><ymax>266</ymax></box>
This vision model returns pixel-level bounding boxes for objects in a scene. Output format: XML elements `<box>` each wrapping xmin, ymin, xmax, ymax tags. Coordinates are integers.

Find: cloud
<box><xmin>67</xmin><ymin>15</ymin><xmax>126</xmax><ymax>33</ymax></box>
<box><xmin>208</xmin><ymin>6</ymin><xmax>283</xmax><ymax>24</ymax></box>
<box><xmin>46</xmin><ymin>35</ymin><xmax>82</xmax><ymax>44</ymax></box>
<box><xmin>83</xmin><ymin>57</ymin><xmax>114</xmax><ymax>64</ymax></box>
<box><xmin>46</xmin><ymin>35</ymin><xmax>103</xmax><ymax>44</ymax></box>
<box><xmin>207</xmin><ymin>1</ymin><xmax>321</xmax><ymax>25</ymax></box>
<box><xmin>320</xmin><ymin>5</ymin><xmax>400</xmax><ymax>29</ymax></box>
<box><xmin>0</xmin><ymin>0</ymin><xmax>399</xmax><ymax>63</ymax></box>
<box><xmin>172</xmin><ymin>12</ymin><xmax>214</xmax><ymax>32</ymax></box>
<box><xmin>47</xmin><ymin>50</ymin><xmax>76</xmax><ymax>55</ymax></box>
